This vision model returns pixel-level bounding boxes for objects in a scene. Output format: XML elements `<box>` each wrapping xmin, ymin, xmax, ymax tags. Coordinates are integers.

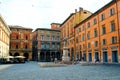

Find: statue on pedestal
<box><xmin>62</xmin><ymin>38</ymin><xmax>70</xmax><ymax>63</ymax></box>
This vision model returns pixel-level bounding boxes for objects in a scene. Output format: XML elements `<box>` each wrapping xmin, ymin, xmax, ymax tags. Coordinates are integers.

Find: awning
<box><xmin>15</xmin><ymin>56</ymin><xmax>25</xmax><ymax>58</ymax></box>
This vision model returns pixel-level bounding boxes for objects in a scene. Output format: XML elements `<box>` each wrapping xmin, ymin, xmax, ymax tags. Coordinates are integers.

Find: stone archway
<box><xmin>40</xmin><ymin>51</ymin><xmax>45</xmax><ymax>62</ymax></box>
<box><xmin>14</xmin><ymin>52</ymin><xmax>19</xmax><ymax>56</ymax></box>
<box><xmin>56</xmin><ymin>52</ymin><xmax>61</xmax><ymax>60</ymax></box>
<box><xmin>24</xmin><ymin>53</ymin><xmax>29</xmax><ymax>61</ymax></box>
<box><xmin>9</xmin><ymin>53</ymin><xmax>13</xmax><ymax>56</ymax></box>
<box><xmin>46</xmin><ymin>51</ymin><xmax>50</xmax><ymax>62</ymax></box>
<box><xmin>71</xmin><ymin>47</ymin><xmax>74</xmax><ymax>61</ymax></box>
<box><xmin>14</xmin><ymin>52</ymin><xmax>20</xmax><ymax>62</ymax></box>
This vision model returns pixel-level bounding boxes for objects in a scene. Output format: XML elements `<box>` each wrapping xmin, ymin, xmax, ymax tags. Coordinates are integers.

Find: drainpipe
<box><xmin>115</xmin><ymin>0</ymin><xmax>120</xmax><ymax>62</ymax></box>
<box><xmin>97</xmin><ymin>12</ymin><xmax>101</xmax><ymax>62</ymax></box>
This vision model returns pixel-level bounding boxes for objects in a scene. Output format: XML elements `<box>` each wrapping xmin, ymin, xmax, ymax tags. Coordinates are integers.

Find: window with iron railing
<box><xmin>110</xmin><ymin>21</ymin><xmax>115</xmax><ymax>32</ymax></box>
<box><xmin>102</xmin><ymin>25</ymin><xmax>106</xmax><ymax>35</ymax></box>
<box><xmin>102</xmin><ymin>39</ymin><xmax>106</xmax><ymax>45</ymax></box>
<box><xmin>93</xmin><ymin>18</ymin><xmax>97</xmax><ymax>25</ymax></box>
<box><xmin>100</xmin><ymin>14</ymin><xmax>105</xmax><ymax>21</ymax></box>
<box><xmin>109</xmin><ymin>8</ymin><xmax>114</xmax><ymax>16</ymax></box>
<box><xmin>111</xmin><ymin>36</ymin><xmax>117</xmax><ymax>44</ymax></box>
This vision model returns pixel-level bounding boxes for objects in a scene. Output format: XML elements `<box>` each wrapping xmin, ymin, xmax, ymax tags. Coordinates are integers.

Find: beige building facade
<box><xmin>0</xmin><ymin>15</ymin><xmax>11</xmax><ymax>62</ymax></box>
<box><xmin>32</xmin><ymin>28</ymin><xmax>61</xmax><ymax>62</ymax></box>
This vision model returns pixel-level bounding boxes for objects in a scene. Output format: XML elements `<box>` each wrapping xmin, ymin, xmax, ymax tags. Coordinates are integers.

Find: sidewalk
<box><xmin>0</xmin><ymin>64</ymin><xmax>13</xmax><ymax>70</ymax></box>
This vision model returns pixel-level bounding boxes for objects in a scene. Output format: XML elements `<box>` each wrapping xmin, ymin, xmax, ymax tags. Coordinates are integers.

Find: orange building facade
<box><xmin>9</xmin><ymin>26</ymin><xmax>33</xmax><ymax>61</ymax></box>
<box><xmin>75</xmin><ymin>0</ymin><xmax>120</xmax><ymax>63</ymax></box>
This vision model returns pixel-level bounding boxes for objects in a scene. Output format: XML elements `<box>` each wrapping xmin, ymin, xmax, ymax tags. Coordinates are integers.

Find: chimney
<box><xmin>79</xmin><ymin>7</ymin><xmax>83</xmax><ymax>12</ymax></box>
<box><xmin>75</xmin><ymin>9</ymin><xmax>77</xmax><ymax>13</ymax></box>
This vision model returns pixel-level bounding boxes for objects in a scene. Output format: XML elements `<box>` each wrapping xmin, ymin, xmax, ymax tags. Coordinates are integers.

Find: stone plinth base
<box><xmin>62</xmin><ymin>57</ymin><xmax>70</xmax><ymax>62</ymax></box>
<box><xmin>62</xmin><ymin>47</ymin><xmax>70</xmax><ymax>63</ymax></box>
<box><xmin>38</xmin><ymin>62</ymin><xmax>67</xmax><ymax>67</ymax></box>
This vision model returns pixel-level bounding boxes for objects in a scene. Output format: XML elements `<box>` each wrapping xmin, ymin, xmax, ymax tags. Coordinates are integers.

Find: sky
<box><xmin>0</xmin><ymin>0</ymin><xmax>112</xmax><ymax>30</ymax></box>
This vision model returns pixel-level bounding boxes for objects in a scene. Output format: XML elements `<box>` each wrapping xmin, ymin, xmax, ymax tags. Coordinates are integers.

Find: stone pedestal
<box><xmin>62</xmin><ymin>47</ymin><xmax>70</xmax><ymax>62</ymax></box>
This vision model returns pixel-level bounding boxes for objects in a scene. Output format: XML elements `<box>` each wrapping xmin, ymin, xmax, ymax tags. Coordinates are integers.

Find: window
<box><xmin>87</xmin><ymin>22</ymin><xmax>90</xmax><ymax>28</ymax></box>
<box><xmin>80</xmin><ymin>45</ymin><xmax>82</xmax><ymax>49</ymax></box>
<box><xmin>25</xmin><ymin>45</ymin><xmax>27</xmax><ymax>49</ymax></box>
<box><xmin>111</xmin><ymin>36</ymin><xmax>117</xmax><ymax>44</ymax></box>
<box><xmin>109</xmin><ymin>8</ymin><xmax>114</xmax><ymax>16</ymax></box>
<box><xmin>79</xmin><ymin>35</ymin><xmax>81</xmax><ymax>42</ymax></box>
<box><xmin>94</xmin><ymin>41</ymin><xmax>98</xmax><ymax>47</ymax></box>
<box><xmin>82</xmin><ymin>33</ymin><xmax>85</xmax><ymax>41</ymax></box>
<box><xmin>41</xmin><ymin>42</ymin><xmax>45</xmax><ymax>49</ymax></box>
<box><xmin>41</xmin><ymin>35</ymin><xmax>44</xmax><ymax>40</ymax></box>
<box><xmin>16</xmin><ymin>35</ymin><xmax>19</xmax><ymax>39</ymax></box>
<box><xmin>87</xmin><ymin>31</ymin><xmax>90</xmax><ymax>39</ymax></box>
<box><xmin>93</xmin><ymin>18</ymin><xmax>97</xmax><ymax>25</ymax></box>
<box><xmin>46</xmin><ymin>35</ymin><xmax>50</xmax><ymax>41</ymax></box>
<box><xmin>94</xmin><ymin>29</ymin><xmax>98</xmax><ymax>37</ymax></box>
<box><xmin>79</xmin><ymin>28</ymin><xmax>81</xmax><ymax>32</ymax></box>
<box><xmin>46</xmin><ymin>43</ymin><xmax>50</xmax><ymax>49</ymax></box>
<box><xmin>102</xmin><ymin>25</ymin><xmax>106</xmax><ymax>34</ymax></box>
<box><xmin>57</xmin><ymin>36</ymin><xmax>60</xmax><ymax>41</ymax></box>
<box><xmin>52</xmin><ymin>36</ymin><xmax>55</xmax><ymax>41</ymax></box>
<box><xmin>77</xmin><ymin>28</ymin><xmax>80</xmax><ymax>33</ymax></box>
<box><xmin>52</xmin><ymin>43</ymin><xmax>55</xmax><ymax>48</ymax></box>
<box><xmin>102</xmin><ymin>39</ymin><xmax>106</xmax><ymax>45</ymax></box>
<box><xmin>88</xmin><ymin>42</ymin><xmax>91</xmax><ymax>48</ymax></box>
<box><xmin>57</xmin><ymin>43</ymin><xmax>60</xmax><ymax>49</ymax></box>
<box><xmin>76</xmin><ymin>37</ymin><xmax>78</xmax><ymax>43</ymax></box>
<box><xmin>82</xmin><ymin>26</ymin><xmax>85</xmax><ymax>31</ymax></box>
<box><xmin>100</xmin><ymin>14</ymin><xmax>105</xmax><ymax>21</ymax></box>
<box><xmin>16</xmin><ymin>44</ymin><xmax>18</xmax><ymax>49</ymax></box>
<box><xmin>26</xmin><ymin>36</ymin><xmax>28</xmax><ymax>40</ymax></box>
<box><xmin>110</xmin><ymin>21</ymin><xmax>115</xmax><ymax>32</ymax></box>
<box><xmin>83</xmin><ymin>44</ymin><xmax>85</xmax><ymax>49</ymax></box>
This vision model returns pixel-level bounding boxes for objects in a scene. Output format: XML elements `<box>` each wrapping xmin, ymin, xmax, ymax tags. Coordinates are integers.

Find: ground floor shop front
<box><xmin>69</xmin><ymin>46</ymin><xmax>120</xmax><ymax>63</ymax></box>
<box><xmin>38</xmin><ymin>50</ymin><xmax>61</xmax><ymax>62</ymax></box>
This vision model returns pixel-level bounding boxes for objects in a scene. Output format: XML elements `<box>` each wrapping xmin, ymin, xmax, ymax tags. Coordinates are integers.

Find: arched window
<box><xmin>16</xmin><ymin>35</ymin><xmax>19</xmax><ymax>39</ymax></box>
<box><xmin>26</xmin><ymin>35</ymin><xmax>28</xmax><ymax>40</ymax></box>
<box><xmin>16</xmin><ymin>44</ymin><xmax>18</xmax><ymax>49</ymax></box>
<box><xmin>25</xmin><ymin>44</ymin><xmax>27</xmax><ymax>49</ymax></box>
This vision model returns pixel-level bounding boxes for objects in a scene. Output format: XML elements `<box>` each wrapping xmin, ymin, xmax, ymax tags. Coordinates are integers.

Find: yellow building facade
<box><xmin>60</xmin><ymin>8</ymin><xmax>92</xmax><ymax>61</ymax></box>
<box><xmin>0</xmin><ymin>15</ymin><xmax>11</xmax><ymax>62</ymax></box>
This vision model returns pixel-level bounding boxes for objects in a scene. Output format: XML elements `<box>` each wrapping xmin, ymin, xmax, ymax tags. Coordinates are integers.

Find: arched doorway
<box><xmin>71</xmin><ymin>48</ymin><xmax>74</xmax><ymax>61</ymax></box>
<box><xmin>51</xmin><ymin>52</ymin><xmax>55</xmax><ymax>61</ymax></box>
<box><xmin>24</xmin><ymin>53</ymin><xmax>29</xmax><ymax>61</ymax></box>
<box><xmin>46</xmin><ymin>51</ymin><xmax>50</xmax><ymax>62</ymax></box>
<box><xmin>40</xmin><ymin>51</ymin><xmax>45</xmax><ymax>62</ymax></box>
<box><xmin>9</xmin><ymin>53</ymin><xmax>13</xmax><ymax>56</ymax></box>
<box><xmin>14</xmin><ymin>52</ymin><xmax>19</xmax><ymax>56</ymax></box>
<box><xmin>56</xmin><ymin>52</ymin><xmax>61</xmax><ymax>60</ymax></box>
<box><xmin>14</xmin><ymin>52</ymin><xmax>20</xmax><ymax>62</ymax></box>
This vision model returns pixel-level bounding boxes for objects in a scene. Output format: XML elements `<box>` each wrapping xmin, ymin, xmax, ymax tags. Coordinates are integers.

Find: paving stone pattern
<box><xmin>0</xmin><ymin>62</ymin><xmax>120</xmax><ymax>80</ymax></box>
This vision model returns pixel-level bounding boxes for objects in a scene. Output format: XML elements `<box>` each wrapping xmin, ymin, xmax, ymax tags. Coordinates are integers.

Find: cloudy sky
<box><xmin>0</xmin><ymin>0</ymin><xmax>112</xmax><ymax>30</ymax></box>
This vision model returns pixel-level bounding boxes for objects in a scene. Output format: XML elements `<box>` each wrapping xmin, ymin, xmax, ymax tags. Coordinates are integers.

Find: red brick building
<box><xmin>51</xmin><ymin>23</ymin><xmax>61</xmax><ymax>30</ymax></box>
<box><xmin>9</xmin><ymin>25</ymin><xmax>33</xmax><ymax>61</ymax></box>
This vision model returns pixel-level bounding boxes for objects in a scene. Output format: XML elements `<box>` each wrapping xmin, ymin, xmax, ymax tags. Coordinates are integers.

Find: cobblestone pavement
<box><xmin>0</xmin><ymin>64</ymin><xmax>13</xmax><ymax>70</ymax></box>
<box><xmin>0</xmin><ymin>62</ymin><xmax>120</xmax><ymax>80</ymax></box>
